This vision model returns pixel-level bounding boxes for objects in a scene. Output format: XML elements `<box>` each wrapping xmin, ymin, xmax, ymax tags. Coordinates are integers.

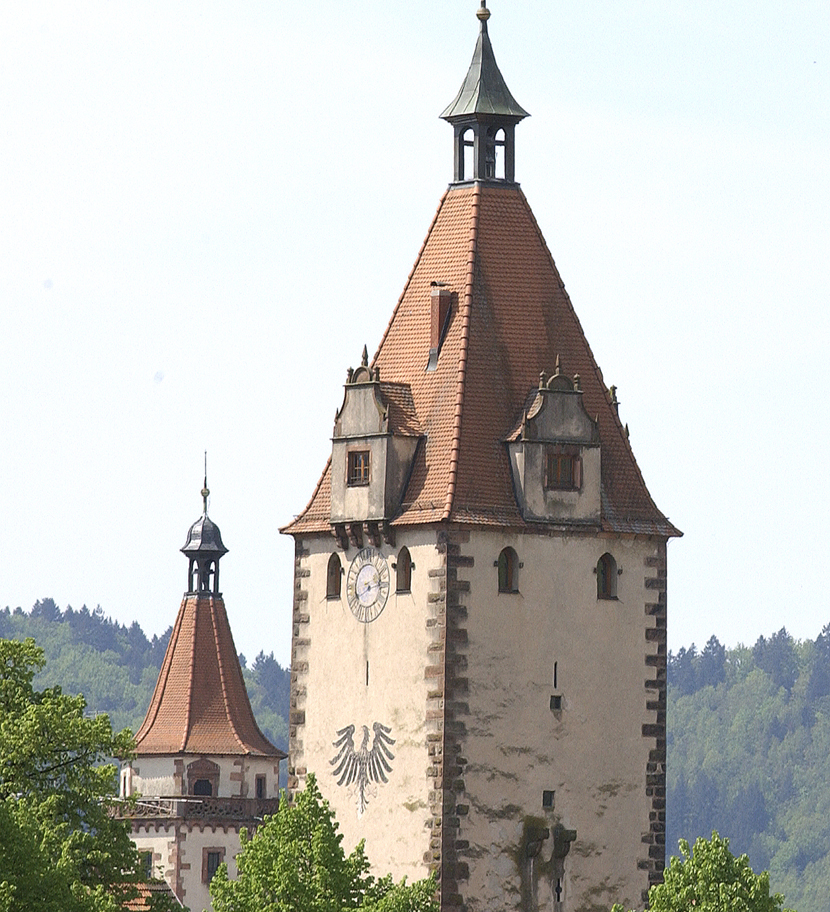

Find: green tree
<box><xmin>210</xmin><ymin>773</ymin><xmax>437</xmax><ymax>912</ymax></box>
<box><xmin>0</xmin><ymin>637</ymin><xmax>164</xmax><ymax>912</ymax></box>
<box><xmin>611</xmin><ymin>832</ymin><xmax>794</xmax><ymax>912</ymax></box>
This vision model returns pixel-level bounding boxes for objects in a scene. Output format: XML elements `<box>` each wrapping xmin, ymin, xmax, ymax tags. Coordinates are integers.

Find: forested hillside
<box><xmin>6</xmin><ymin>600</ymin><xmax>830</xmax><ymax>911</ymax></box>
<box><xmin>0</xmin><ymin>598</ymin><xmax>289</xmax><ymax>753</ymax></box>
<box><xmin>668</xmin><ymin>627</ymin><xmax>830</xmax><ymax>912</ymax></box>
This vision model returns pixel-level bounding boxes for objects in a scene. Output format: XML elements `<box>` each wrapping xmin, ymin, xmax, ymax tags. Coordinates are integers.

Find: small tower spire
<box><xmin>182</xmin><ymin>470</ymin><xmax>228</xmax><ymax>595</ymax></box>
<box><xmin>441</xmin><ymin>2</ymin><xmax>529</xmax><ymax>184</ymax></box>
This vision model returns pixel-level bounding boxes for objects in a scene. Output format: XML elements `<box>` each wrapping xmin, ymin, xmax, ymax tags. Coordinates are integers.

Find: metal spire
<box><xmin>201</xmin><ymin>452</ymin><xmax>210</xmax><ymax>516</ymax></box>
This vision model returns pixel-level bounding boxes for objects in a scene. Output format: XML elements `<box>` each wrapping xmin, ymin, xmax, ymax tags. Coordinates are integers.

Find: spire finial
<box><xmin>477</xmin><ymin>1</ymin><xmax>491</xmax><ymax>24</ymax></box>
<box><xmin>361</xmin><ymin>345</ymin><xmax>369</xmax><ymax>367</ymax></box>
<box><xmin>201</xmin><ymin>451</ymin><xmax>210</xmax><ymax>516</ymax></box>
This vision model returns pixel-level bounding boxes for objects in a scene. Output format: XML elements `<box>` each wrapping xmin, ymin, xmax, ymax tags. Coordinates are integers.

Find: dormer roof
<box><xmin>134</xmin><ymin>593</ymin><xmax>284</xmax><ymax>757</ymax></box>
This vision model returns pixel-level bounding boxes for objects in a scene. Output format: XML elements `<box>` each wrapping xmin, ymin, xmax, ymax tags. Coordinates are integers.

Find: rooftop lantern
<box><xmin>440</xmin><ymin>1</ymin><xmax>529</xmax><ymax>184</ymax></box>
<box><xmin>180</xmin><ymin>473</ymin><xmax>228</xmax><ymax>595</ymax></box>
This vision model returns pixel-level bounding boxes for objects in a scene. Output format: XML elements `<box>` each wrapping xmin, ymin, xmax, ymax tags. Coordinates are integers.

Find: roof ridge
<box><xmin>180</xmin><ymin>599</ymin><xmax>197</xmax><ymax>752</ymax></box>
<box><xmin>443</xmin><ymin>183</ymin><xmax>481</xmax><ymax>520</ymax></box>
<box><xmin>515</xmin><ymin>190</ymin><xmax>680</xmax><ymax>536</ymax></box>
<box><xmin>208</xmin><ymin>598</ymin><xmax>247</xmax><ymax>752</ymax></box>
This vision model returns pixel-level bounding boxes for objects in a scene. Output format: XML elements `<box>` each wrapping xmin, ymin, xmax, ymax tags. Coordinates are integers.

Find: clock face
<box><xmin>346</xmin><ymin>548</ymin><xmax>390</xmax><ymax>623</ymax></box>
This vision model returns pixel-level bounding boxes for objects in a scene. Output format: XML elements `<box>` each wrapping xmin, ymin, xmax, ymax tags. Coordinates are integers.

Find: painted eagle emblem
<box><xmin>330</xmin><ymin>722</ymin><xmax>396</xmax><ymax>817</ymax></box>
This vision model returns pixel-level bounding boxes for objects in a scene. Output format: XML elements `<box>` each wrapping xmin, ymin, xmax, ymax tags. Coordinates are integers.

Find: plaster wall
<box><xmin>130</xmin><ymin>831</ymin><xmax>174</xmax><ymax>883</ymax></box>
<box><xmin>131</xmin><ymin>823</ymin><xmax>244</xmax><ymax>912</ymax></box>
<box><xmin>457</xmin><ymin>530</ymin><xmax>660</xmax><ymax>912</ymax></box>
<box><xmin>180</xmin><ymin>825</ymin><xmax>242</xmax><ymax>912</ymax></box>
<box><xmin>292</xmin><ymin>530</ymin><xmax>439</xmax><ymax>882</ymax></box>
<box><xmin>129</xmin><ymin>754</ymin><xmax>277</xmax><ymax>798</ymax></box>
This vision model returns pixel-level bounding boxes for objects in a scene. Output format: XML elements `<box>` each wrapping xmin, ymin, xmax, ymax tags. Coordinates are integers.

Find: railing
<box><xmin>112</xmin><ymin>795</ymin><xmax>279</xmax><ymax>822</ymax></box>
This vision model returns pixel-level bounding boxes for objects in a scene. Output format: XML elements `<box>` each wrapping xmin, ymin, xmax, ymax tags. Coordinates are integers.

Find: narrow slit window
<box><xmin>255</xmin><ymin>775</ymin><xmax>266</xmax><ymax>799</ymax></box>
<box><xmin>498</xmin><ymin>547</ymin><xmax>519</xmax><ymax>593</ymax></box>
<box><xmin>327</xmin><ymin>553</ymin><xmax>342</xmax><ymax>599</ymax></box>
<box><xmin>597</xmin><ymin>552</ymin><xmax>618</xmax><ymax>599</ymax></box>
<box><xmin>396</xmin><ymin>547</ymin><xmax>412</xmax><ymax>593</ymax></box>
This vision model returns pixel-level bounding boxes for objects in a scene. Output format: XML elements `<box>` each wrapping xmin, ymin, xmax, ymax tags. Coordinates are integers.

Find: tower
<box><xmin>118</xmin><ymin>480</ymin><xmax>286</xmax><ymax>912</ymax></box>
<box><xmin>283</xmin><ymin>6</ymin><xmax>679</xmax><ymax>911</ymax></box>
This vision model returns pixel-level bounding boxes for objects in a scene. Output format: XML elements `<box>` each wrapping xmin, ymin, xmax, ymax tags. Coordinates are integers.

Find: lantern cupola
<box><xmin>181</xmin><ymin>475</ymin><xmax>228</xmax><ymax>595</ymax></box>
<box><xmin>441</xmin><ymin>1</ymin><xmax>529</xmax><ymax>184</ymax></box>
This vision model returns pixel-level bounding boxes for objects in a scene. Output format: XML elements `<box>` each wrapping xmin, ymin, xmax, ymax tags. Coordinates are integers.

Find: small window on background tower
<box><xmin>203</xmin><ymin>848</ymin><xmax>225</xmax><ymax>883</ymax></box>
<box><xmin>347</xmin><ymin>450</ymin><xmax>370</xmax><ymax>486</ymax></box>
<box><xmin>327</xmin><ymin>553</ymin><xmax>342</xmax><ymax>599</ymax></box>
<box><xmin>498</xmin><ymin>546</ymin><xmax>519</xmax><ymax>593</ymax></box>
<box><xmin>396</xmin><ymin>547</ymin><xmax>412</xmax><ymax>593</ymax></box>
<box><xmin>597</xmin><ymin>552</ymin><xmax>618</xmax><ymax>599</ymax></box>
<box><xmin>255</xmin><ymin>775</ymin><xmax>266</xmax><ymax>799</ymax></box>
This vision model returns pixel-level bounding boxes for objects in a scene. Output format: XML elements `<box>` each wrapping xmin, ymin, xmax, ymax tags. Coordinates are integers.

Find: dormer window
<box><xmin>347</xmin><ymin>450</ymin><xmax>370</xmax><ymax>486</ymax></box>
<box><xmin>546</xmin><ymin>446</ymin><xmax>581</xmax><ymax>491</ymax></box>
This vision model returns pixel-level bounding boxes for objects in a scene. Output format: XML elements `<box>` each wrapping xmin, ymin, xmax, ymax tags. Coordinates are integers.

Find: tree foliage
<box><xmin>667</xmin><ymin>628</ymin><xmax>830</xmax><ymax>912</ymax></box>
<box><xmin>611</xmin><ymin>832</ymin><xmax>794</xmax><ymax>912</ymax></box>
<box><xmin>0</xmin><ymin>637</ymin><xmax>148</xmax><ymax>912</ymax></box>
<box><xmin>210</xmin><ymin>773</ymin><xmax>437</xmax><ymax>912</ymax></box>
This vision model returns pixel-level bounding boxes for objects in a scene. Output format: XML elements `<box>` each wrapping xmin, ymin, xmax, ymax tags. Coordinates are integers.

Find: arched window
<box><xmin>462</xmin><ymin>128</ymin><xmax>475</xmax><ymax>180</ymax></box>
<box><xmin>396</xmin><ymin>547</ymin><xmax>412</xmax><ymax>593</ymax></box>
<box><xmin>193</xmin><ymin>779</ymin><xmax>213</xmax><ymax>796</ymax></box>
<box><xmin>498</xmin><ymin>547</ymin><xmax>519</xmax><ymax>593</ymax></box>
<box><xmin>597</xmin><ymin>553</ymin><xmax>617</xmax><ymax>599</ymax></box>
<box><xmin>327</xmin><ymin>553</ymin><xmax>342</xmax><ymax>599</ymax></box>
<box><xmin>487</xmin><ymin>127</ymin><xmax>506</xmax><ymax>179</ymax></box>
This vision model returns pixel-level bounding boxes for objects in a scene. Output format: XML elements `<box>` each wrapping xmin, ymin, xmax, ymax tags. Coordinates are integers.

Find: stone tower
<box><xmin>283</xmin><ymin>6</ymin><xmax>679</xmax><ymax>911</ymax></box>
<box><xmin>119</xmin><ymin>480</ymin><xmax>285</xmax><ymax>912</ymax></box>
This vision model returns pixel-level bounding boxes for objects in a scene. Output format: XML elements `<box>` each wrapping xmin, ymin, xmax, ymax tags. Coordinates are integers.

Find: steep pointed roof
<box><xmin>134</xmin><ymin>593</ymin><xmax>284</xmax><ymax>757</ymax></box>
<box><xmin>441</xmin><ymin>5</ymin><xmax>529</xmax><ymax>122</ymax></box>
<box><xmin>285</xmin><ymin>183</ymin><xmax>679</xmax><ymax>538</ymax></box>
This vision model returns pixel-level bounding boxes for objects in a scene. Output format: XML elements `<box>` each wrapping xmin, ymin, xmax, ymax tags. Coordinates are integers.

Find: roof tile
<box><xmin>285</xmin><ymin>184</ymin><xmax>678</xmax><ymax>539</ymax></box>
<box><xmin>134</xmin><ymin>594</ymin><xmax>285</xmax><ymax>757</ymax></box>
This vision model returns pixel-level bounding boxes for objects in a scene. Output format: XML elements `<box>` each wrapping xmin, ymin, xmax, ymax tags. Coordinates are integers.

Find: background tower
<box><xmin>284</xmin><ymin>6</ymin><xmax>679</xmax><ymax>910</ymax></box>
<box><xmin>118</xmin><ymin>482</ymin><xmax>285</xmax><ymax>912</ymax></box>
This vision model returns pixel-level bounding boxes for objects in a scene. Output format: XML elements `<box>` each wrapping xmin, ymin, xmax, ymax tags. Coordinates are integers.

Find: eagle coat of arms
<box><xmin>330</xmin><ymin>722</ymin><xmax>395</xmax><ymax>817</ymax></box>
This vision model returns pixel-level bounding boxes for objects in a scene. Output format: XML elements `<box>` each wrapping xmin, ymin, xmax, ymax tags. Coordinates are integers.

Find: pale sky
<box><xmin>1</xmin><ymin>1</ymin><xmax>828</xmax><ymax>667</ymax></box>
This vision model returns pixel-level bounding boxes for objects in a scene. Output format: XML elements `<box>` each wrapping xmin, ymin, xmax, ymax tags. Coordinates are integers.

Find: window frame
<box><xmin>545</xmin><ymin>445</ymin><xmax>582</xmax><ymax>491</ymax></box>
<box><xmin>347</xmin><ymin>449</ymin><xmax>371</xmax><ymax>487</ymax></box>
<box><xmin>203</xmin><ymin>847</ymin><xmax>226</xmax><ymax>884</ymax></box>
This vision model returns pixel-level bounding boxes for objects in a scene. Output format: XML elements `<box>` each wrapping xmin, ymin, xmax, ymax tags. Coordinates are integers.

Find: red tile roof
<box><xmin>134</xmin><ymin>594</ymin><xmax>285</xmax><ymax>757</ymax></box>
<box><xmin>120</xmin><ymin>881</ymin><xmax>180</xmax><ymax>910</ymax></box>
<box><xmin>286</xmin><ymin>183</ymin><xmax>679</xmax><ymax>538</ymax></box>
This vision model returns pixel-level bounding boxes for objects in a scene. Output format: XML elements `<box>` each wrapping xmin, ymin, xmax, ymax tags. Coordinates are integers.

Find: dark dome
<box><xmin>181</xmin><ymin>514</ymin><xmax>228</xmax><ymax>557</ymax></box>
